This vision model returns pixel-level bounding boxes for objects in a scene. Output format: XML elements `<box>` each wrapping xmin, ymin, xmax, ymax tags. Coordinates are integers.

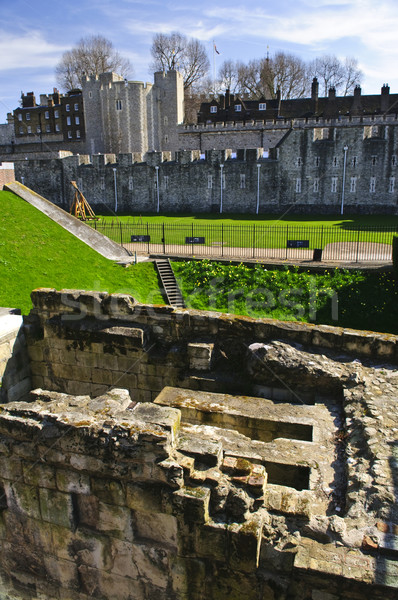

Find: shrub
<box><xmin>393</xmin><ymin>236</ymin><xmax>398</xmax><ymax>277</ymax></box>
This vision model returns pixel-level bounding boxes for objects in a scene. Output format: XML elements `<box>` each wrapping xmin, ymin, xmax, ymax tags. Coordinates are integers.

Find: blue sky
<box><xmin>1</xmin><ymin>0</ymin><xmax>398</xmax><ymax>123</ymax></box>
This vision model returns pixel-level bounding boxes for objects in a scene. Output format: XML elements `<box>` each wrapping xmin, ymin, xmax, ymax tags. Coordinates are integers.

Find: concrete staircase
<box><xmin>155</xmin><ymin>259</ymin><xmax>185</xmax><ymax>308</ymax></box>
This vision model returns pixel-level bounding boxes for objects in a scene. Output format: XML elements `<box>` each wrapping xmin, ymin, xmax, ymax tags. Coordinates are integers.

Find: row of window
<box><xmin>296</xmin><ymin>155</ymin><xmax>397</xmax><ymax>168</ymax></box>
<box><xmin>294</xmin><ymin>176</ymin><xmax>395</xmax><ymax>194</ymax></box>
<box><xmin>92</xmin><ymin>174</ymin><xmax>396</xmax><ymax>195</ymax></box>
<box><xmin>20</xmin><ymin>125</ymin><xmax>81</xmax><ymax>138</ymax></box>
<box><xmin>209</xmin><ymin>102</ymin><xmax>267</xmax><ymax>114</ymax></box>
<box><xmin>17</xmin><ymin>103</ymin><xmax>80</xmax><ymax>122</ymax></box>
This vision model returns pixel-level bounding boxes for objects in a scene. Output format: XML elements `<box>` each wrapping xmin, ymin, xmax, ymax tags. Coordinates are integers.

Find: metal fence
<box><xmin>89</xmin><ymin>221</ymin><xmax>397</xmax><ymax>262</ymax></box>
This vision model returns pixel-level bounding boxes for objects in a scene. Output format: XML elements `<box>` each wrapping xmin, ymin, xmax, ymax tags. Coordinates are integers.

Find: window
<box><xmin>259</xmin><ymin>103</ymin><xmax>266</xmax><ymax>110</ymax></box>
<box><xmin>221</xmin><ymin>174</ymin><xmax>226</xmax><ymax>189</ymax></box>
<box><xmin>45</xmin><ymin>111</ymin><xmax>49</xmax><ymax>119</ymax></box>
<box><xmin>89</xmin><ymin>91</ymin><xmax>92</xmax><ymax>99</ymax></box>
<box><xmin>351</xmin><ymin>156</ymin><xmax>357</xmax><ymax>168</ymax></box>
<box><xmin>54</xmin><ymin>110</ymin><xmax>59</xmax><ymax>119</ymax></box>
<box><xmin>17</xmin><ymin>113</ymin><xmax>22</xmax><ymax>121</ymax></box>
<box><xmin>296</xmin><ymin>157</ymin><xmax>302</xmax><ymax>167</ymax></box>
<box><xmin>76</xmin><ymin>130</ymin><xmax>80</xmax><ymax>138</ymax></box>
<box><xmin>74</xmin><ymin>103</ymin><xmax>79</xmax><ymax>111</ymax></box>
<box><xmin>240</xmin><ymin>174</ymin><xmax>246</xmax><ymax>189</ymax></box>
<box><xmin>210</xmin><ymin>106</ymin><xmax>217</xmax><ymax>113</ymax></box>
<box><xmin>392</xmin><ymin>155</ymin><xmax>397</xmax><ymax>167</ymax></box>
<box><xmin>116</xmin><ymin>100</ymin><xmax>122</xmax><ymax>110</ymax></box>
<box><xmin>164</xmin><ymin>116</ymin><xmax>168</xmax><ymax>126</ymax></box>
<box><xmin>389</xmin><ymin>177</ymin><xmax>395</xmax><ymax>193</ymax></box>
<box><xmin>164</xmin><ymin>176</ymin><xmax>169</xmax><ymax>189</ymax></box>
<box><xmin>369</xmin><ymin>177</ymin><xmax>376</xmax><ymax>193</ymax></box>
<box><xmin>235</xmin><ymin>104</ymin><xmax>242</xmax><ymax>112</ymax></box>
<box><xmin>75</xmin><ymin>116</ymin><xmax>80</xmax><ymax>125</ymax></box>
<box><xmin>19</xmin><ymin>127</ymin><xmax>23</xmax><ymax>134</ymax></box>
<box><xmin>27</xmin><ymin>126</ymin><xmax>31</xmax><ymax>134</ymax></box>
<box><xmin>331</xmin><ymin>177</ymin><xmax>338</xmax><ymax>193</ymax></box>
<box><xmin>208</xmin><ymin>174</ymin><xmax>213</xmax><ymax>189</ymax></box>
<box><xmin>295</xmin><ymin>178</ymin><xmax>301</xmax><ymax>193</ymax></box>
<box><xmin>55</xmin><ymin>124</ymin><xmax>60</xmax><ymax>132</ymax></box>
<box><xmin>128</xmin><ymin>177</ymin><xmax>133</xmax><ymax>191</ymax></box>
<box><xmin>100</xmin><ymin>177</ymin><xmax>105</xmax><ymax>191</ymax></box>
<box><xmin>332</xmin><ymin>156</ymin><xmax>338</xmax><ymax>167</ymax></box>
<box><xmin>67</xmin><ymin>131</ymin><xmax>72</xmax><ymax>139</ymax></box>
<box><xmin>315</xmin><ymin>156</ymin><xmax>320</xmax><ymax>167</ymax></box>
<box><xmin>26</xmin><ymin>113</ymin><xmax>30</xmax><ymax>121</ymax></box>
<box><xmin>164</xmin><ymin>135</ymin><xmax>168</xmax><ymax>144</ymax></box>
<box><xmin>36</xmin><ymin>126</ymin><xmax>41</xmax><ymax>133</ymax></box>
<box><xmin>66</xmin><ymin>104</ymin><xmax>70</xmax><ymax>112</ymax></box>
<box><xmin>66</xmin><ymin>116</ymin><xmax>71</xmax><ymax>126</ymax></box>
<box><xmin>313</xmin><ymin>178</ymin><xmax>319</xmax><ymax>193</ymax></box>
<box><xmin>350</xmin><ymin>177</ymin><xmax>357</xmax><ymax>193</ymax></box>
<box><xmin>46</xmin><ymin>124</ymin><xmax>51</xmax><ymax>133</ymax></box>
<box><xmin>371</xmin><ymin>155</ymin><xmax>377</xmax><ymax>166</ymax></box>
<box><xmin>364</xmin><ymin>125</ymin><xmax>379</xmax><ymax>139</ymax></box>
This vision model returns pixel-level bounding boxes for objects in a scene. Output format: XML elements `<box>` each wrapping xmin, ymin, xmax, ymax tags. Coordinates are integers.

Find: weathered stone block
<box><xmin>39</xmin><ymin>488</ymin><xmax>74</xmax><ymax>528</ymax></box>
<box><xmin>133</xmin><ymin>511</ymin><xmax>178</xmax><ymax>548</ymax></box>
<box><xmin>8</xmin><ymin>482</ymin><xmax>41</xmax><ymax>519</ymax></box>
<box><xmin>23</xmin><ymin>462</ymin><xmax>56</xmax><ymax>489</ymax></box>
<box><xmin>56</xmin><ymin>469</ymin><xmax>90</xmax><ymax>494</ymax></box>
<box><xmin>90</xmin><ymin>478</ymin><xmax>125</xmax><ymax>505</ymax></box>
<box><xmin>173</xmin><ymin>487</ymin><xmax>210</xmax><ymax>523</ymax></box>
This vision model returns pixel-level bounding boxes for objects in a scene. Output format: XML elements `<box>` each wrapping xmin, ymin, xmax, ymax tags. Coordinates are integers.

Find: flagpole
<box><xmin>213</xmin><ymin>40</ymin><xmax>216</xmax><ymax>96</ymax></box>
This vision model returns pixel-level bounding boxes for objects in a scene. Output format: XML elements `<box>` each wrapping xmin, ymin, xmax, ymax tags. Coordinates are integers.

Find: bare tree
<box><xmin>309</xmin><ymin>55</ymin><xmax>362</xmax><ymax>96</ymax></box>
<box><xmin>150</xmin><ymin>32</ymin><xmax>210</xmax><ymax>90</ymax></box>
<box><xmin>218</xmin><ymin>59</ymin><xmax>241</xmax><ymax>94</ymax></box>
<box><xmin>56</xmin><ymin>35</ymin><xmax>132</xmax><ymax>90</ymax></box>
<box><xmin>272</xmin><ymin>52</ymin><xmax>309</xmax><ymax>99</ymax></box>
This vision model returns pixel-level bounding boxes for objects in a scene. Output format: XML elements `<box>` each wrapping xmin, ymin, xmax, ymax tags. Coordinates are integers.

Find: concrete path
<box><xmin>4</xmin><ymin>182</ymin><xmax>131</xmax><ymax>262</ymax></box>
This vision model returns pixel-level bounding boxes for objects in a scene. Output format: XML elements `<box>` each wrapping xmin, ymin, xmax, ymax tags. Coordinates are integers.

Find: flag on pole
<box><xmin>214</xmin><ymin>43</ymin><xmax>220</xmax><ymax>55</ymax></box>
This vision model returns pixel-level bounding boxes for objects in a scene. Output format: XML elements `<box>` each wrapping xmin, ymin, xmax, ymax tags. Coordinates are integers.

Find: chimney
<box><xmin>381</xmin><ymin>84</ymin><xmax>390</xmax><ymax>112</ymax></box>
<box><xmin>225</xmin><ymin>89</ymin><xmax>230</xmax><ymax>109</ymax></box>
<box><xmin>311</xmin><ymin>77</ymin><xmax>319</xmax><ymax>102</ymax></box>
<box><xmin>219</xmin><ymin>94</ymin><xmax>225</xmax><ymax>110</ymax></box>
<box><xmin>328</xmin><ymin>87</ymin><xmax>336</xmax><ymax>100</ymax></box>
<box><xmin>354</xmin><ymin>85</ymin><xmax>361</xmax><ymax>98</ymax></box>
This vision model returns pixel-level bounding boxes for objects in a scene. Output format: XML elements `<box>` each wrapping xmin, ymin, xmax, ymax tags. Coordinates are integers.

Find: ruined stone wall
<box><xmin>1</xmin><ymin>289</ymin><xmax>398</xmax><ymax>599</ymax></box>
<box><xmin>25</xmin><ymin>288</ymin><xmax>398</xmax><ymax>404</ymax></box>
<box><xmin>13</xmin><ymin>116</ymin><xmax>398</xmax><ymax>214</ymax></box>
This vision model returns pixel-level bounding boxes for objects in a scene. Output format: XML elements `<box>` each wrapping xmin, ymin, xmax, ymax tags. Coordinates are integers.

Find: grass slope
<box><xmin>0</xmin><ymin>191</ymin><xmax>164</xmax><ymax>314</ymax></box>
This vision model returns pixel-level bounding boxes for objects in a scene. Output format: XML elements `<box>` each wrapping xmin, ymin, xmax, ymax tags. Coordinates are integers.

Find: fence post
<box><xmin>286</xmin><ymin>226</ymin><xmax>289</xmax><ymax>260</ymax></box>
<box><xmin>252</xmin><ymin>224</ymin><xmax>256</xmax><ymax>259</ymax></box>
<box><xmin>222</xmin><ymin>223</ymin><xmax>224</xmax><ymax>258</ymax></box>
<box><xmin>356</xmin><ymin>228</ymin><xmax>360</xmax><ymax>263</ymax></box>
<box><xmin>192</xmin><ymin>223</ymin><xmax>194</xmax><ymax>256</ymax></box>
<box><xmin>120</xmin><ymin>222</ymin><xmax>123</xmax><ymax>247</ymax></box>
<box><xmin>147</xmin><ymin>222</ymin><xmax>150</xmax><ymax>254</ymax></box>
<box><xmin>162</xmin><ymin>223</ymin><xmax>166</xmax><ymax>255</ymax></box>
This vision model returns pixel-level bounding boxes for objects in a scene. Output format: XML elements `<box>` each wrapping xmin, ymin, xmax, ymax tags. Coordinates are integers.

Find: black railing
<box><xmin>89</xmin><ymin>221</ymin><xmax>396</xmax><ymax>262</ymax></box>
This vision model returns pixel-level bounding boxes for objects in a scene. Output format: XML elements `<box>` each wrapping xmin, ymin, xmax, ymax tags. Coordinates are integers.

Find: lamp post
<box><xmin>155</xmin><ymin>166</ymin><xmax>160</xmax><ymax>213</ymax></box>
<box><xmin>341</xmin><ymin>145</ymin><xmax>348</xmax><ymax>215</ymax></box>
<box><xmin>113</xmin><ymin>168</ymin><xmax>118</xmax><ymax>213</ymax></box>
<box><xmin>256</xmin><ymin>163</ymin><xmax>261</xmax><ymax>214</ymax></box>
<box><xmin>220</xmin><ymin>164</ymin><xmax>224</xmax><ymax>214</ymax></box>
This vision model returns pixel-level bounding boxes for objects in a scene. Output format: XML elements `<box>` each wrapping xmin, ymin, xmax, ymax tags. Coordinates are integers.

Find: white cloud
<box><xmin>0</xmin><ymin>30</ymin><xmax>67</xmax><ymax>72</ymax></box>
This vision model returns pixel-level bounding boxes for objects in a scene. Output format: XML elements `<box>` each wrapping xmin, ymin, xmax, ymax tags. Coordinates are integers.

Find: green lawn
<box><xmin>0</xmin><ymin>191</ymin><xmax>164</xmax><ymax>315</ymax></box>
<box><xmin>91</xmin><ymin>213</ymin><xmax>398</xmax><ymax>251</ymax></box>
<box><xmin>95</xmin><ymin>212</ymin><xmax>398</xmax><ymax>228</ymax></box>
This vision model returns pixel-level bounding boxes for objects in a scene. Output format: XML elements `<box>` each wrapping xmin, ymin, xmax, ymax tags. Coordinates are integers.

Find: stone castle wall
<box><xmin>0</xmin><ymin>162</ymin><xmax>15</xmax><ymax>189</ymax></box>
<box><xmin>13</xmin><ymin>114</ymin><xmax>398</xmax><ymax>214</ymax></box>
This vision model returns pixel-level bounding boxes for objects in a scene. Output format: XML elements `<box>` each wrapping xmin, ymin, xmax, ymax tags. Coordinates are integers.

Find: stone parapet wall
<box><xmin>0</xmin><ymin>162</ymin><xmax>15</xmax><ymax>189</ymax></box>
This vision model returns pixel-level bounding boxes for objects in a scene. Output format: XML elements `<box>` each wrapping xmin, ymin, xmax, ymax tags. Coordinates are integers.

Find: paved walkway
<box><xmin>124</xmin><ymin>240</ymin><xmax>392</xmax><ymax>266</ymax></box>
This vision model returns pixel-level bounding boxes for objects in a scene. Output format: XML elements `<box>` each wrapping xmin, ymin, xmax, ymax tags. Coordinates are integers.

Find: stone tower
<box><xmin>81</xmin><ymin>70</ymin><xmax>184</xmax><ymax>155</ymax></box>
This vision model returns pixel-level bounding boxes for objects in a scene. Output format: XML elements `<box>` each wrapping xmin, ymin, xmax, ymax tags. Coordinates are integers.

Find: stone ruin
<box><xmin>0</xmin><ymin>288</ymin><xmax>398</xmax><ymax>599</ymax></box>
